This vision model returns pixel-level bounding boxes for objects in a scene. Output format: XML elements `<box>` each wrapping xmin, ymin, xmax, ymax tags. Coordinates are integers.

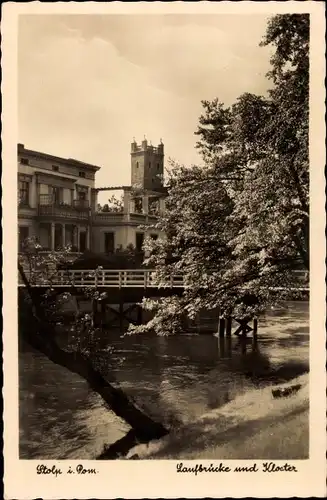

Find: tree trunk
<box><xmin>18</xmin><ymin>263</ymin><xmax>169</xmax><ymax>455</ymax></box>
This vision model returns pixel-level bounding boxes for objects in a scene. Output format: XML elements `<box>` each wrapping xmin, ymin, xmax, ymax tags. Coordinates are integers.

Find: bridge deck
<box><xmin>18</xmin><ymin>269</ymin><xmax>309</xmax><ymax>291</ymax></box>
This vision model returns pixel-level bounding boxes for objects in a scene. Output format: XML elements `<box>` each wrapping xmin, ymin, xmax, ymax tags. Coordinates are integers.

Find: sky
<box><xmin>18</xmin><ymin>14</ymin><xmax>272</xmax><ymax>203</ymax></box>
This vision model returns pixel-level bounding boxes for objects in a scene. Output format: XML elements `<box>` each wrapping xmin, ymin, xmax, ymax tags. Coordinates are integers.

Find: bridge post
<box><xmin>252</xmin><ymin>317</ymin><xmax>258</xmax><ymax>345</ymax></box>
<box><xmin>218</xmin><ymin>317</ymin><xmax>225</xmax><ymax>338</ymax></box>
<box><xmin>119</xmin><ymin>290</ymin><xmax>124</xmax><ymax>332</ymax></box>
<box><xmin>226</xmin><ymin>317</ymin><xmax>232</xmax><ymax>337</ymax></box>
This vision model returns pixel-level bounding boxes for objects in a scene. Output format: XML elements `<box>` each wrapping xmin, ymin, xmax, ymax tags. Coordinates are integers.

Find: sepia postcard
<box><xmin>2</xmin><ymin>1</ymin><xmax>326</xmax><ymax>498</ymax></box>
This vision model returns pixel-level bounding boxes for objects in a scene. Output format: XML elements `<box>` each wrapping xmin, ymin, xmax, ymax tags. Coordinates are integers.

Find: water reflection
<box><xmin>19</xmin><ymin>301</ymin><xmax>309</xmax><ymax>459</ymax></box>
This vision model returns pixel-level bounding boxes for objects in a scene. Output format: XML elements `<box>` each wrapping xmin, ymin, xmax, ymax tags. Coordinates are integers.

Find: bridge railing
<box><xmin>18</xmin><ymin>268</ymin><xmax>309</xmax><ymax>289</ymax></box>
<box><xmin>18</xmin><ymin>269</ymin><xmax>185</xmax><ymax>288</ymax></box>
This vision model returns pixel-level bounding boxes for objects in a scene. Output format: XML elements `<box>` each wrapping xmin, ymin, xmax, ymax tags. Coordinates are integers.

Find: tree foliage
<box><xmin>97</xmin><ymin>194</ymin><xmax>124</xmax><ymax>213</ymax></box>
<box><xmin>130</xmin><ymin>14</ymin><xmax>309</xmax><ymax>335</ymax></box>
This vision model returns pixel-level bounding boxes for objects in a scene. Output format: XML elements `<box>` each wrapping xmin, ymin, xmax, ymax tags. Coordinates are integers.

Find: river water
<box><xmin>19</xmin><ymin>301</ymin><xmax>309</xmax><ymax>459</ymax></box>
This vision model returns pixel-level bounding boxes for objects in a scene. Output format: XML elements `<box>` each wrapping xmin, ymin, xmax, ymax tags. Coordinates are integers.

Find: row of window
<box><xmin>18</xmin><ymin>226</ymin><xmax>158</xmax><ymax>254</ymax></box>
<box><xmin>20</xmin><ymin>157</ymin><xmax>86</xmax><ymax>178</ymax></box>
<box><xmin>18</xmin><ymin>225</ymin><xmax>88</xmax><ymax>252</ymax></box>
<box><xmin>18</xmin><ymin>227</ymin><xmax>158</xmax><ymax>253</ymax></box>
<box><xmin>18</xmin><ymin>181</ymin><xmax>88</xmax><ymax>206</ymax></box>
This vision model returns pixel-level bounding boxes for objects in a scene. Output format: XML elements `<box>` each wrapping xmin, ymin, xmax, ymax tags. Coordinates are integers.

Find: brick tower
<box><xmin>130</xmin><ymin>138</ymin><xmax>164</xmax><ymax>191</ymax></box>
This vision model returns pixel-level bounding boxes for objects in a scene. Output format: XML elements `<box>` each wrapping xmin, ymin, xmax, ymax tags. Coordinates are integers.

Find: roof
<box><xmin>17</xmin><ymin>143</ymin><xmax>101</xmax><ymax>172</ymax></box>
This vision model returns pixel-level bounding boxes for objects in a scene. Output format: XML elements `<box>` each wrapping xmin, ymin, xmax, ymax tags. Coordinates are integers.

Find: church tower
<box><xmin>131</xmin><ymin>138</ymin><xmax>164</xmax><ymax>191</ymax></box>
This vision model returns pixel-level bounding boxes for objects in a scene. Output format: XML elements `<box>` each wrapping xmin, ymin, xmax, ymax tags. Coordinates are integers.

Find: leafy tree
<box><xmin>130</xmin><ymin>14</ymin><xmax>309</xmax><ymax>335</ymax></box>
<box><xmin>195</xmin><ymin>93</ymin><xmax>271</xmax><ymax>175</ymax></box>
<box><xmin>233</xmin><ymin>14</ymin><xmax>309</xmax><ymax>275</ymax></box>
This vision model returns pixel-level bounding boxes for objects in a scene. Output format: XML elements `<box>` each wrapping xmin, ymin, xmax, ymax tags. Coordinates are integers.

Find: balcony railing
<box><xmin>93</xmin><ymin>212</ymin><xmax>125</xmax><ymax>223</ymax></box>
<box><xmin>93</xmin><ymin>211</ymin><xmax>160</xmax><ymax>225</ymax></box>
<box><xmin>72</xmin><ymin>199</ymin><xmax>90</xmax><ymax>210</ymax></box>
<box><xmin>38</xmin><ymin>195</ymin><xmax>90</xmax><ymax>220</ymax></box>
<box><xmin>18</xmin><ymin>202</ymin><xmax>36</xmax><ymax>215</ymax></box>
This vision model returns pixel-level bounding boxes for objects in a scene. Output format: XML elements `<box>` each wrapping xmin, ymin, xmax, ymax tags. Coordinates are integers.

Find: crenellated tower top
<box><xmin>130</xmin><ymin>138</ymin><xmax>164</xmax><ymax>191</ymax></box>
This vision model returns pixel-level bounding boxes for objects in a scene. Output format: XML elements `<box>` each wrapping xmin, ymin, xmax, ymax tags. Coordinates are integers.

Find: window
<box><xmin>79</xmin><ymin>232</ymin><xmax>87</xmax><ymax>253</ymax></box>
<box><xmin>150</xmin><ymin>234</ymin><xmax>158</xmax><ymax>240</ymax></box>
<box><xmin>19</xmin><ymin>226</ymin><xmax>29</xmax><ymax>250</ymax></box>
<box><xmin>136</xmin><ymin>162</ymin><xmax>139</xmax><ymax>169</ymax></box>
<box><xmin>149</xmin><ymin>199</ymin><xmax>159</xmax><ymax>215</ymax></box>
<box><xmin>76</xmin><ymin>190</ymin><xmax>88</xmax><ymax>208</ymax></box>
<box><xmin>19</xmin><ymin>181</ymin><xmax>29</xmax><ymax>205</ymax></box>
<box><xmin>136</xmin><ymin>232</ymin><xmax>144</xmax><ymax>252</ymax></box>
<box><xmin>157</xmin><ymin>163</ymin><xmax>160</xmax><ymax>170</ymax></box>
<box><xmin>51</xmin><ymin>186</ymin><xmax>62</xmax><ymax>204</ymax></box>
<box><xmin>149</xmin><ymin>162</ymin><xmax>151</xmax><ymax>168</ymax></box>
<box><xmin>52</xmin><ymin>165</ymin><xmax>59</xmax><ymax>172</ymax></box>
<box><xmin>104</xmin><ymin>232</ymin><xmax>115</xmax><ymax>253</ymax></box>
<box><xmin>79</xmin><ymin>171</ymin><xmax>86</xmax><ymax>178</ymax></box>
<box><xmin>134</xmin><ymin>198</ymin><xmax>143</xmax><ymax>214</ymax></box>
<box><xmin>21</xmin><ymin>158</ymin><xmax>29</xmax><ymax>165</ymax></box>
<box><xmin>78</xmin><ymin>191</ymin><xmax>87</xmax><ymax>201</ymax></box>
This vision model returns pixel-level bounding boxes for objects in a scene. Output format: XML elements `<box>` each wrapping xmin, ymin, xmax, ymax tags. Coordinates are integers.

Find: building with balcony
<box><xmin>18</xmin><ymin>138</ymin><xmax>167</xmax><ymax>255</ymax></box>
<box><xmin>18</xmin><ymin>143</ymin><xmax>99</xmax><ymax>252</ymax></box>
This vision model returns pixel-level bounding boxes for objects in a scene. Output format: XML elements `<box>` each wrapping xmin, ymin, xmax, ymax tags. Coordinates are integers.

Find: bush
<box><xmin>60</xmin><ymin>247</ymin><xmax>146</xmax><ymax>270</ymax></box>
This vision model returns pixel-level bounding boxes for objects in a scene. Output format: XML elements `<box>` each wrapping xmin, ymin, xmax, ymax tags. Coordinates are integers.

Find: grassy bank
<box><xmin>127</xmin><ymin>373</ymin><xmax>309</xmax><ymax>460</ymax></box>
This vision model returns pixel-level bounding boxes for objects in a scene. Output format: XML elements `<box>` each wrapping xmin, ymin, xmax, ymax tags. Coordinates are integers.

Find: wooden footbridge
<box><xmin>19</xmin><ymin>268</ymin><xmax>308</xmax><ymax>335</ymax></box>
<box><xmin>19</xmin><ymin>268</ymin><xmax>309</xmax><ymax>291</ymax></box>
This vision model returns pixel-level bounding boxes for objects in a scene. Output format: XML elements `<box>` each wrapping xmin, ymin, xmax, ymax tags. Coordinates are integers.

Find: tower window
<box><xmin>157</xmin><ymin>163</ymin><xmax>160</xmax><ymax>170</ymax></box>
<box><xmin>52</xmin><ymin>165</ymin><xmax>59</xmax><ymax>172</ymax></box>
<box><xmin>149</xmin><ymin>162</ymin><xmax>151</xmax><ymax>168</ymax></box>
<box><xmin>79</xmin><ymin>171</ymin><xmax>86</xmax><ymax>178</ymax></box>
<box><xmin>136</xmin><ymin>162</ymin><xmax>139</xmax><ymax>169</ymax></box>
<box><xmin>21</xmin><ymin>158</ymin><xmax>29</xmax><ymax>165</ymax></box>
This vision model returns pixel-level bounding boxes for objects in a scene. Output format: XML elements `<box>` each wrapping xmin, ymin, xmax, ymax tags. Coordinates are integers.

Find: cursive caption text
<box><xmin>36</xmin><ymin>464</ymin><xmax>98</xmax><ymax>477</ymax></box>
<box><xmin>176</xmin><ymin>461</ymin><xmax>298</xmax><ymax>475</ymax></box>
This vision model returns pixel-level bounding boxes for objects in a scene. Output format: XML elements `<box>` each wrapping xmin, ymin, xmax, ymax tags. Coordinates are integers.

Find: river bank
<box><xmin>126</xmin><ymin>373</ymin><xmax>309</xmax><ymax>460</ymax></box>
<box><xmin>19</xmin><ymin>301</ymin><xmax>309</xmax><ymax>459</ymax></box>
